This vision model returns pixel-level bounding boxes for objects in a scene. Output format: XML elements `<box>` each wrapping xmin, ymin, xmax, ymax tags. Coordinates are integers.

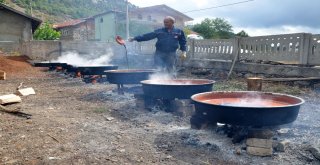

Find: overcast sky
<box><xmin>129</xmin><ymin>0</ymin><xmax>320</xmax><ymax>36</ymax></box>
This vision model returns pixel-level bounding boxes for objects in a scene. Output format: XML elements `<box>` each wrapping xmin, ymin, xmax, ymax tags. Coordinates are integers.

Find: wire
<box><xmin>183</xmin><ymin>0</ymin><xmax>255</xmax><ymax>13</ymax></box>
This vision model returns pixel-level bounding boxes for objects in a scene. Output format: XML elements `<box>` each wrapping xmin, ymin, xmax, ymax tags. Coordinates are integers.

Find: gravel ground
<box><xmin>0</xmin><ymin>69</ymin><xmax>320</xmax><ymax>165</ymax></box>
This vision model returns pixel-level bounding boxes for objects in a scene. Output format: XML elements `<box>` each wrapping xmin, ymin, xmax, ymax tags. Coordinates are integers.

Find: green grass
<box><xmin>213</xmin><ymin>79</ymin><xmax>247</xmax><ymax>91</ymax></box>
<box><xmin>93</xmin><ymin>107</ymin><xmax>109</xmax><ymax>114</ymax></box>
<box><xmin>213</xmin><ymin>79</ymin><xmax>308</xmax><ymax>96</ymax></box>
<box><xmin>263</xmin><ymin>82</ymin><xmax>306</xmax><ymax>95</ymax></box>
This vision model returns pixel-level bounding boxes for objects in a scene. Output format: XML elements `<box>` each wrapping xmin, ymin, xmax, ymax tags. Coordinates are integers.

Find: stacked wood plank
<box><xmin>0</xmin><ymin>70</ymin><xmax>6</xmax><ymax>80</ymax></box>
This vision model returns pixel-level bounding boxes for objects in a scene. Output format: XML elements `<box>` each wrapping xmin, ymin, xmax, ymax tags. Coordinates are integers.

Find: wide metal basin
<box><xmin>34</xmin><ymin>62</ymin><xmax>68</xmax><ymax>68</ymax></box>
<box><xmin>191</xmin><ymin>91</ymin><xmax>305</xmax><ymax>126</ymax></box>
<box><xmin>77</xmin><ymin>66</ymin><xmax>118</xmax><ymax>75</ymax></box>
<box><xmin>65</xmin><ymin>64</ymin><xmax>78</xmax><ymax>73</ymax></box>
<box><xmin>141</xmin><ymin>79</ymin><xmax>215</xmax><ymax>99</ymax></box>
<box><xmin>105</xmin><ymin>69</ymin><xmax>157</xmax><ymax>84</ymax></box>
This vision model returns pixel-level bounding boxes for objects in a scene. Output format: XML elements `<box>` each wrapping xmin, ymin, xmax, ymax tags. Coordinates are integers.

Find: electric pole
<box><xmin>126</xmin><ymin>0</ymin><xmax>129</xmax><ymax>39</ymax></box>
<box><xmin>29</xmin><ymin>0</ymin><xmax>33</xmax><ymax>16</ymax></box>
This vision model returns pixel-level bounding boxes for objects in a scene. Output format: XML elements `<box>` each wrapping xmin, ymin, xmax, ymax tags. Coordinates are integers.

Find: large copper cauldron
<box><xmin>105</xmin><ymin>69</ymin><xmax>157</xmax><ymax>85</ymax></box>
<box><xmin>191</xmin><ymin>91</ymin><xmax>305</xmax><ymax>126</ymax></box>
<box><xmin>34</xmin><ymin>62</ymin><xmax>68</xmax><ymax>68</ymax></box>
<box><xmin>76</xmin><ymin>66</ymin><xmax>118</xmax><ymax>75</ymax></box>
<box><xmin>141</xmin><ymin>79</ymin><xmax>215</xmax><ymax>99</ymax></box>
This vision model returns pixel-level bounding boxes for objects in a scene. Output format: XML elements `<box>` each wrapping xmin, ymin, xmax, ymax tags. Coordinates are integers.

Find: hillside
<box><xmin>2</xmin><ymin>0</ymin><xmax>136</xmax><ymax>23</ymax></box>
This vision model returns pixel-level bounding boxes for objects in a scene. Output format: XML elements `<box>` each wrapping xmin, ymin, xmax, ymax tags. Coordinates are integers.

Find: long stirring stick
<box><xmin>123</xmin><ymin>44</ymin><xmax>129</xmax><ymax>69</ymax></box>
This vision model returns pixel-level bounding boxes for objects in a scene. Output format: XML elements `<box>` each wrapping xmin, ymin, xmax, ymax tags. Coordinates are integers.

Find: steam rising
<box><xmin>204</xmin><ymin>92</ymin><xmax>288</xmax><ymax>107</ymax></box>
<box><xmin>53</xmin><ymin>51</ymin><xmax>114</xmax><ymax>66</ymax></box>
<box><xmin>148</xmin><ymin>72</ymin><xmax>174</xmax><ymax>81</ymax></box>
<box><xmin>148</xmin><ymin>72</ymin><xmax>196</xmax><ymax>85</ymax></box>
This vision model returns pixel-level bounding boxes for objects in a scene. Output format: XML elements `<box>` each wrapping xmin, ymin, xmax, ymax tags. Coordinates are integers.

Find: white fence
<box><xmin>126</xmin><ymin>33</ymin><xmax>320</xmax><ymax>65</ymax></box>
<box><xmin>1</xmin><ymin>32</ymin><xmax>320</xmax><ymax>65</ymax></box>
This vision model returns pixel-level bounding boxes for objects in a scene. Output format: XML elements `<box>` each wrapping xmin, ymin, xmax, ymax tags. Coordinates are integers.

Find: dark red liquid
<box><xmin>203</xmin><ymin>98</ymin><xmax>290</xmax><ymax>107</ymax></box>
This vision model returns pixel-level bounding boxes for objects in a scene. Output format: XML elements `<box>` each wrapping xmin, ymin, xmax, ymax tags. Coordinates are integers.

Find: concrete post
<box><xmin>58</xmin><ymin>41</ymin><xmax>62</xmax><ymax>57</ymax></box>
<box><xmin>299</xmin><ymin>33</ymin><xmax>311</xmax><ymax>65</ymax></box>
<box><xmin>227</xmin><ymin>37</ymin><xmax>240</xmax><ymax>79</ymax></box>
<box><xmin>189</xmin><ymin>39</ymin><xmax>195</xmax><ymax>59</ymax></box>
<box><xmin>233</xmin><ymin>37</ymin><xmax>240</xmax><ymax>61</ymax></box>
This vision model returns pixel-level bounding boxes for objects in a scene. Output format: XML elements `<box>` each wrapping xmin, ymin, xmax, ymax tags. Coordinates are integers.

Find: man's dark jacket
<box><xmin>134</xmin><ymin>27</ymin><xmax>187</xmax><ymax>53</ymax></box>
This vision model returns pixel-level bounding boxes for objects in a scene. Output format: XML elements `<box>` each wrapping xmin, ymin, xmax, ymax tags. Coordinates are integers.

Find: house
<box><xmin>54</xmin><ymin>11</ymin><xmax>124</xmax><ymax>42</ymax></box>
<box><xmin>89</xmin><ymin>11</ymin><xmax>125</xmax><ymax>42</ymax></box>
<box><xmin>53</xmin><ymin>18</ymin><xmax>95</xmax><ymax>41</ymax></box>
<box><xmin>54</xmin><ymin>4</ymin><xmax>193</xmax><ymax>41</ymax></box>
<box><xmin>0</xmin><ymin>4</ymin><xmax>41</xmax><ymax>42</ymax></box>
<box><xmin>130</xmin><ymin>4</ymin><xmax>193</xmax><ymax>29</ymax></box>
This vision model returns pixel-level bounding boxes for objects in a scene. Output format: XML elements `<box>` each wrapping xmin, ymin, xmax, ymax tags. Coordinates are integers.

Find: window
<box><xmin>138</xmin><ymin>14</ymin><xmax>142</xmax><ymax>20</ymax></box>
<box><xmin>148</xmin><ymin>15</ymin><xmax>152</xmax><ymax>21</ymax></box>
<box><xmin>100</xmin><ymin>18</ymin><xmax>103</xmax><ymax>23</ymax></box>
<box><xmin>62</xmin><ymin>29</ymin><xmax>69</xmax><ymax>36</ymax></box>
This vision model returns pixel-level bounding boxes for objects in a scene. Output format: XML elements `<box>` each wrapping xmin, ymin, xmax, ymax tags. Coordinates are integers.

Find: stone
<box><xmin>246</xmin><ymin>138</ymin><xmax>273</xmax><ymax>148</ymax></box>
<box><xmin>274</xmin><ymin>140</ymin><xmax>290</xmax><ymax>152</ymax></box>
<box><xmin>105</xmin><ymin>117</ymin><xmax>114</xmax><ymax>121</ymax></box>
<box><xmin>166</xmin><ymin>155</ymin><xmax>173</xmax><ymax>159</ymax></box>
<box><xmin>247</xmin><ymin>129</ymin><xmax>274</xmax><ymax>139</ymax></box>
<box><xmin>117</xmin><ymin>149</ymin><xmax>126</xmax><ymax>153</ymax></box>
<box><xmin>48</xmin><ymin>157</ymin><xmax>61</xmax><ymax>160</ymax></box>
<box><xmin>277</xmin><ymin>128</ymin><xmax>290</xmax><ymax>135</ymax></box>
<box><xmin>235</xmin><ymin>148</ymin><xmax>242</xmax><ymax>155</ymax></box>
<box><xmin>308</xmin><ymin>146</ymin><xmax>320</xmax><ymax>160</ymax></box>
<box><xmin>247</xmin><ymin>146</ymin><xmax>273</xmax><ymax>156</ymax></box>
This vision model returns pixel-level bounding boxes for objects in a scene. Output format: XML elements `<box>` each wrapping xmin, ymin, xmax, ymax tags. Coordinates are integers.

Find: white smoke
<box><xmin>205</xmin><ymin>92</ymin><xmax>287</xmax><ymax>107</ymax></box>
<box><xmin>53</xmin><ymin>51</ymin><xmax>114</xmax><ymax>66</ymax></box>
<box><xmin>148</xmin><ymin>72</ymin><xmax>174</xmax><ymax>81</ymax></box>
<box><xmin>148</xmin><ymin>72</ymin><xmax>197</xmax><ymax>85</ymax></box>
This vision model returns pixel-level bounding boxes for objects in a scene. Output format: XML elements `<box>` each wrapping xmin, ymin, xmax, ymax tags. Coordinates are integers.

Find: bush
<box><xmin>33</xmin><ymin>22</ymin><xmax>61</xmax><ymax>40</ymax></box>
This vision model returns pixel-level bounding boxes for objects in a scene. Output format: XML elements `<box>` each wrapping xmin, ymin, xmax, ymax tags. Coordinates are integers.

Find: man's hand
<box><xmin>128</xmin><ymin>37</ymin><xmax>135</xmax><ymax>42</ymax></box>
<box><xmin>180</xmin><ymin>51</ymin><xmax>187</xmax><ymax>61</ymax></box>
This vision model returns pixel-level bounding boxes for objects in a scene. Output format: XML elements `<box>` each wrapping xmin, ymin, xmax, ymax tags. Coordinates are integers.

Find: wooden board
<box><xmin>0</xmin><ymin>70</ymin><xmax>6</xmax><ymax>80</ymax></box>
<box><xmin>16</xmin><ymin>87</ymin><xmax>36</xmax><ymax>96</ymax></box>
<box><xmin>0</xmin><ymin>94</ymin><xmax>22</xmax><ymax>104</ymax></box>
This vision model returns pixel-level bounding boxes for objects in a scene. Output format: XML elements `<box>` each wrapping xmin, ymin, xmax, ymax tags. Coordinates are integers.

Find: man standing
<box><xmin>129</xmin><ymin>16</ymin><xmax>187</xmax><ymax>73</ymax></box>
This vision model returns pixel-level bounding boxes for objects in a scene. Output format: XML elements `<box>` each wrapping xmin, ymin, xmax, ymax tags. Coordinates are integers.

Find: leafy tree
<box><xmin>236</xmin><ymin>30</ymin><xmax>249</xmax><ymax>37</ymax></box>
<box><xmin>183</xmin><ymin>27</ymin><xmax>193</xmax><ymax>36</ymax></box>
<box><xmin>0</xmin><ymin>0</ymin><xmax>5</xmax><ymax>4</ymax></box>
<box><xmin>33</xmin><ymin>22</ymin><xmax>61</xmax><ymax>40</ymax></box>
<box><xmin>192</xmin><ymin>18</ymin><xmax>234</xmax><ymax>39</ymax></box>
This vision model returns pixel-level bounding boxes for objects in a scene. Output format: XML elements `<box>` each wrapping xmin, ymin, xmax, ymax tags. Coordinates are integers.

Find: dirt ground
<box><xmin>1</xmin><ymin>59</ymin><xmax>320</xmax><ymax>164</ymax></box>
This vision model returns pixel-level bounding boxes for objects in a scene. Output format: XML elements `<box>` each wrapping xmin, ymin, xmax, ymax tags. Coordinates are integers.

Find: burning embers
<box><xmin>34</xmin><ymin>62</ymin><xmax>116</xmax><ymax>83</ymax></box>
